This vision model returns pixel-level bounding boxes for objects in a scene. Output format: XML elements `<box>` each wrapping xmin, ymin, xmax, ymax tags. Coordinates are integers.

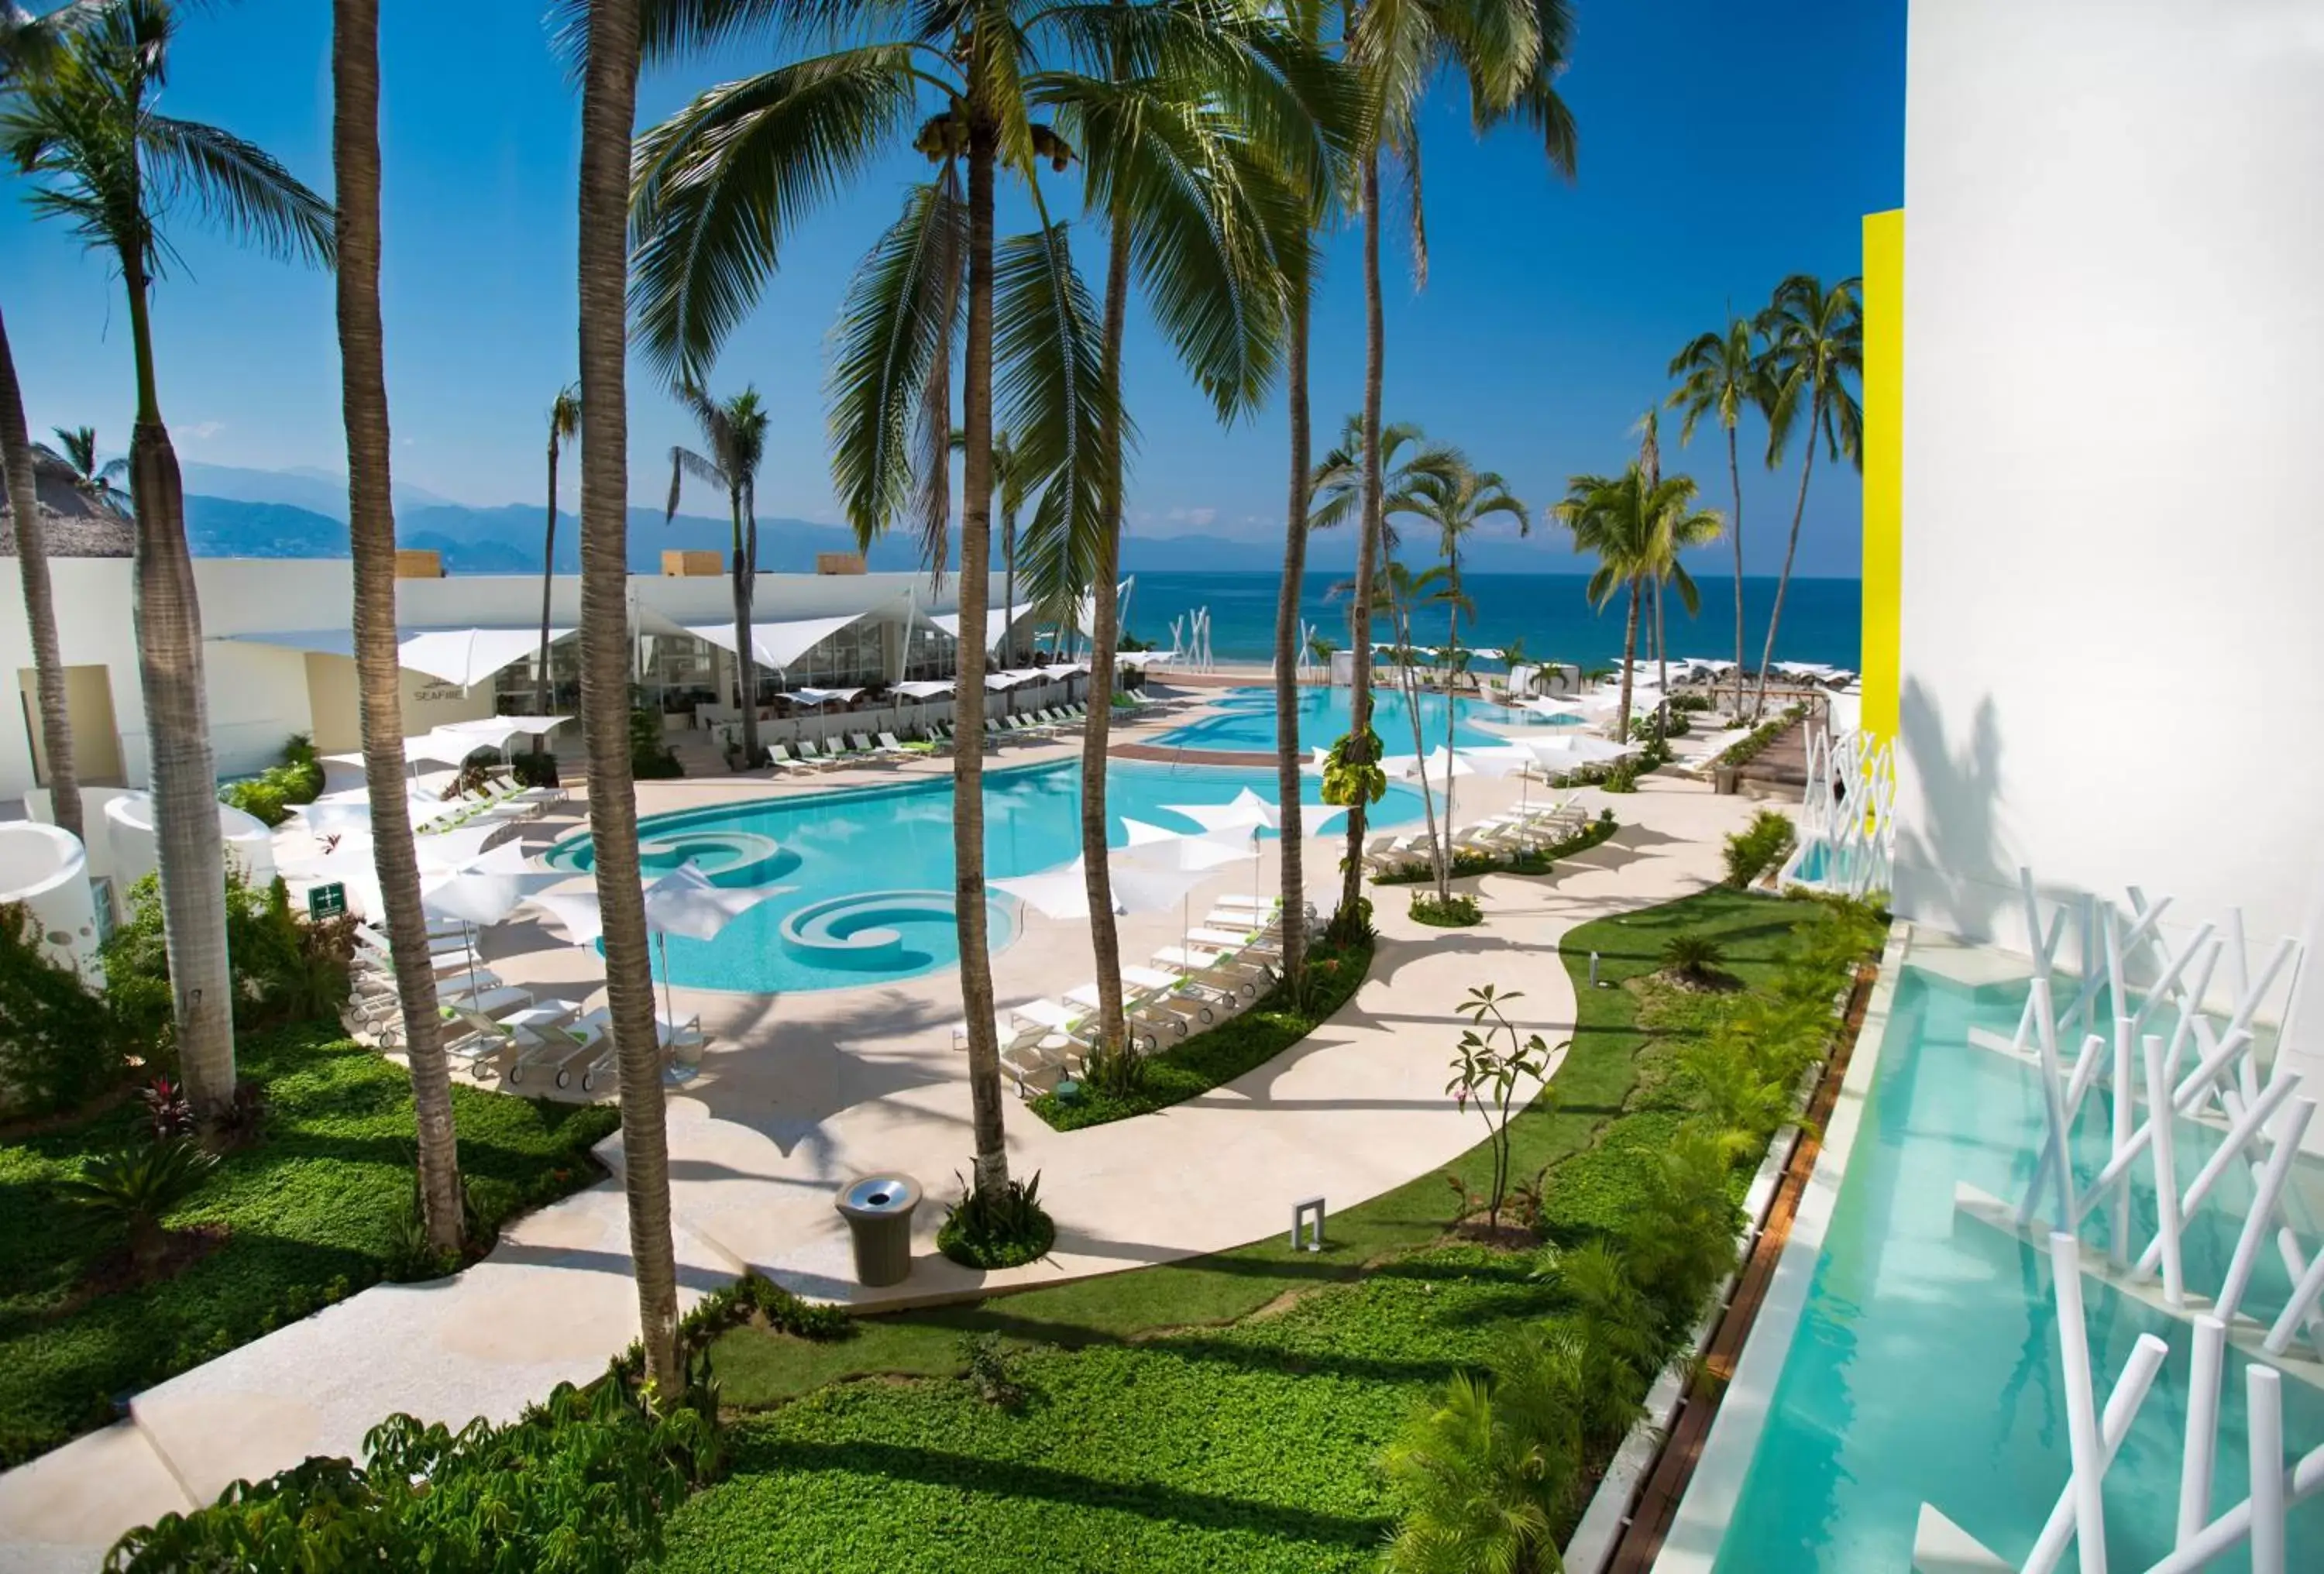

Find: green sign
<box><xmin>308</xmin><ymin>882</ymin><xmax>348</xmax><ymax>920</ymax></box>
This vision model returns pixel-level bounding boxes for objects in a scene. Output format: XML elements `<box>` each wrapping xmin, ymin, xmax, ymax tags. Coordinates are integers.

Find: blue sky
<box><xmin>2</xmin><ymin>0</ymin><xmax>1903</xmax><ymax>576</ymax></box>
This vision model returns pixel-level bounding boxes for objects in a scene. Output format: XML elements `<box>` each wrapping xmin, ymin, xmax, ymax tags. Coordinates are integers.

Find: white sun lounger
<box><xmin>551</xmin><ymin>1006</ymin><xmax>706</xmax><ymax>1091</ymax></box>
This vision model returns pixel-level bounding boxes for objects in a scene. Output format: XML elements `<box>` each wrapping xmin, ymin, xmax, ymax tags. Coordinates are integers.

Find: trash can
<box><xmin>1713</xmin><ymin>764</ymin><xmax>1739</xmax><ymax>796</ymax></box>
<box><xmin>834</xmin><ymin>1174</ymin><xmax>923</xmax><ymax>1287</ymax></box>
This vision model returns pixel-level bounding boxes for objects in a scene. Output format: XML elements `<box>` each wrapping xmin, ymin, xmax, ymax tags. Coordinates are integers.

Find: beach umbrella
<box><xmin>993</xmin><ymin>853</ymin><xmax>1207</xmax><ymax>920</ymax></box>
<box><xmin>524</xmin><ymin>864</ymin><xmax>793</xmax><ymax>1030</ymax></box>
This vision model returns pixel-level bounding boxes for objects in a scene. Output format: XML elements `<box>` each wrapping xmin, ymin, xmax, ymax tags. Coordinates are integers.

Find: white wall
<box><xmin>1894</xmin><ymin>1</ymin><xmax>2324</xmax><ymax>1009</ymax></box>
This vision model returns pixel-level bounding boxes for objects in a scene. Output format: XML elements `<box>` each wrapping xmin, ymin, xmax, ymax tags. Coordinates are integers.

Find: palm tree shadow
<box><xmin>1894</xmin><ymin>679</ymin><xmax>2013</xmax><ymax>939</ymax></box>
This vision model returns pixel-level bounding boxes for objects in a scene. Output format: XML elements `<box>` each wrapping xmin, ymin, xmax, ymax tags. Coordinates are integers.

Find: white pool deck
<box><xmin>0</xmin><ymin>697</ymin><xmax>1766</xmax><ymax>1572</ymax></box>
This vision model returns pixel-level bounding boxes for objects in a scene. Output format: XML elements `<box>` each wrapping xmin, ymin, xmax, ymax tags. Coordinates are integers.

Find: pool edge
<box><xmin>1651</xmin><ymin>915</ymin><xmax>1919</xmax><ymax>1572</ymax></box>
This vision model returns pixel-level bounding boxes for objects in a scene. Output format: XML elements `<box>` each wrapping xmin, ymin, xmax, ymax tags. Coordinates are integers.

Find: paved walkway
<box><xmin>0</xmin><ymin>707</ymin><xmax>1761</xmax><ymax>1573</ymax></box>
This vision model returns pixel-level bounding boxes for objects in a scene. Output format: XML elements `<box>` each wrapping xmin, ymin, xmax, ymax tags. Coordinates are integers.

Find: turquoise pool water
<box><xmin>1717</xmin><ymin>964</ymin><xmax>2324</xmax><ymax>1568</ymax></box>
<box><xmin>545</xmin><ymin>759</ymin><xmax>1425</xmax><ymax>995</ymax></box>
<box><xmin>1156</xmin><ymin>685</ymin><xmax>1566</xmax><ymax>752</ymax></box>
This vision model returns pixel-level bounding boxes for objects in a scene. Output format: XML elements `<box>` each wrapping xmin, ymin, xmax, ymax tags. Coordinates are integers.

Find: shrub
<box><xmin>937</xmin><ymin>1168</ymin><xmax>1055</xmax><ymax>1270</ymax></box>
<box><xmin>1080</xmin><ymin>1040</ymin><xmax>1149</xmax><ymax>1099</ymax></box>
<box><xmin>1410</xmin><ymin>892</ymin><xmax>1483</xmax><ymax>927</ymax></box>
<box><xmin>1380</xmin><ymin>1351</ymin><xmax>1584</xmax><ymax>1574</ymax></box>
<box><xmin>1669</xmin><ymin>692</ymin><xmax>1714</xmax><ymax>714</ymax></box>
<box><xmin>218</xmin><ymin>735</ymin><xmax>325</xmax><ymax>828</ymax></box>
<box><xmin>509</xmin><ymin>748</ymin><xmax>560</xmax><ymax>788</ymax></box>
<box><xmin>1618</xmin><ymin>1122</ymin><xmax>1746</xmax><ymax>1339</ymax></box>
<box><xmin>103</xmin><ymin>1377</ymin><xmax>722</xmax><ymax>1574</ymax></box>
<box><xmin>630</xmin><ymin>710</ymin><xmax>683</xmax><ymax>779</ymax></box>
<box><xmin>0</xmin><ymin>902</ymin><xmax>127</xmax><ymax>1118</ymax></box>
<box><xmin>1713</xmin><ymin>704</ymin><xmax>1806</xmax><ymax>772</ymax></box>
<box><xmin>58</xmin><ymin>1137</ymin><xmax>218</xmax><ymax>1275</ymax></box>
<box><xmin>960</xmin><ymin>1333</ymin><xmax>1026</xmax><ymax>1410</ymax></box>
<box><xmin>1721</xmin><ymin>810</ymin><xmax>1797</xmax><ymax>889</ymax></box>
<box><xmin>1659</xmin><ymin>932</ymin><xmax>1728</xmax><ymax>985</ymax></box>
<box><xmin>102</xmin><ymin>873</ymin><xmax>353</xmax><ymax>1046</ymax></box>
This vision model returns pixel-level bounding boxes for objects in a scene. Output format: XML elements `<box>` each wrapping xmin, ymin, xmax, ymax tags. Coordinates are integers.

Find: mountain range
<box><xmin>171</xmin><ymin>463</ymin><xmax>1570</xmax><ymax>576</ymax></box>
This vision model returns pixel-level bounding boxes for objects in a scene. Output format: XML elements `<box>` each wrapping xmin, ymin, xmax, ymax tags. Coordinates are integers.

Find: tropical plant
<box><xmin>563</xmin><ymin>0</ymin><xmax>682</xmax><ymax>1400</ymax></box>
<box><xmin>959</xmin><ymin>1332</ymin><xmax>1026</xmax><ymax>1409</ymax></box>
<box><xmin>0</xmin><ymin>899</ymin><xmax>123</xmax><ymax>1116</ymax></box>
<box><xmin>1669</xmin><ymin>311</ymin><xmax>1769</xmax><ymax>712</ymax></box>
<box><xmin>1409</xmin><ymin>449</ymin><xmax>1523</xmax><ymax>888</ymax></box>
<box><xmin>332</xmin><ymin>0</ymin><xmax>462</xmax><ymax>1256</ymax></box>
<box><xmin>1309</xmin><ymin>415</ymin><xmax>1456</xmax><ymax>556</ymax></box>
<box><xmin>951</xmin><ymin>427</ymin><xmax>1033</xmax><ymax>659</ymax></box>
<box><xmin>1356</xmin><ymin>555</ymin><xmax>1454</xmax><ymax>891</ymax></box>
<box><xmin>667</xmin><ymin>382</ymin><xmax>771</xmax><ymax>765</ymax></box>
<box><xmin>3</xmin><ymin>0</ymin><xmax>335</xmax><ymax>1117</ymax></box>
<box><xmin>937</xmin><ymin>1165</ymin><xmax>1056</xmax><ymax>1270</ymax></box>
<box><xmin>1333</xmin><ymin>0</ymin><xmax>1577</xmax><ymax>942</ymax></box>
<box><xmin>60</xmin><ymin>1135</ymin><xmax>216</xmax><ymax>1273</ymax></box>
<box><xmin>1722</xmin><ymin>807</ymin><xmax>1796</xmax><ymax>888</ymax></box>
<box><xmin>1538</xmin><ymin>1238</ymin><xmax>1665</xmax><ymax>1453</ymax></box>
<box><xmin>1752</xmin><ymin>273</ymin><xmax>1862</xmax><ymax>717</ymax></box>
<box><xmin>42</xmin><ymin>423</ymin><xmax>128</xmax><ymax>512</ymax></box>
<box><xmin>537</xmin><ymin>382</ymin><xmax>581</xmax><ymax>716</ymax></box>
<box><xmin>1659</xmin><ymin>930</ymin><xmax>1728</xmax><ymax>985</ymax></box>
<box><xmin>1447</xmin><ymin>983</ymin><xmax>1558</xmax><ymax>1232</ymax></box>
<box><xmin>1621</xmin><ymin>1121</ymin><xmax>1745</xmax><ymax>1338</ymax></box>
<box><xmin>1552</xmin><ymin>466</ymin><xmax>1722</xmax><ymax>747</ymax></box>
<box><xmin>1675</xmin><ymin>1033</ymin><xmax>1793</xmax><ymax>1146</ymax></box>
<box><xmin>0</xmin><ymin>4</ymin><xmax>113</xmax><ymax>850</ymax></box>
<box><xmin>1380</xmin><ymin>1335</ymin><xmax>1586</xmax><ymax>1574</ymax></box>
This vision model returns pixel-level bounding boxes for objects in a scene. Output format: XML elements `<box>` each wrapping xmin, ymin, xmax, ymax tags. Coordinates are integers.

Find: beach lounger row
<box><xmin>1359</xmin><ymin>800</ymin><xmax>1591</xmax><ymax>875</ymax></box>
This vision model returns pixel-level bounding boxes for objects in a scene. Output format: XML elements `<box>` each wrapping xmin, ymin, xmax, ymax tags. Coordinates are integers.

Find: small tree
<box><xmin>1449</xmin><ymin>985</ymin><xmax>1560</xmax><ymax>1232</ymax></box>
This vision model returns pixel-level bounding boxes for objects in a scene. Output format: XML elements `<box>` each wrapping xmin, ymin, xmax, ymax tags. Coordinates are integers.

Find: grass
<box><xmin>1030</xmin><ymin>938</ymin><xmax>1373</xmax><ymax>1132</ymax></box>
<box><xmin>659</xmin><ymin>887</ymin><xmax>1826</xmax><ymax>1570</ymax></box>
<box><xmin>0</xmin><ymin>1023</ymin><xmax>619</xmax><ymax>1467</ymax></box>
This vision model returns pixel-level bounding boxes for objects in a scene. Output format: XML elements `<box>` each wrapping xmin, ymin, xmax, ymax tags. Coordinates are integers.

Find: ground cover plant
<box><xmin>0</xmin><ymin>1023</ymin><xmax>618</xmax><ymax>1466</ymax></box>
<box><xmin>216</xmin><ymin>734</ymin><xmax>325</xmax><ymax>828</ymax></box>
<box><xmin>1030</xmin><ymin>936</ymin><xmax>1373</xmax><ymax>1131</ymax></box>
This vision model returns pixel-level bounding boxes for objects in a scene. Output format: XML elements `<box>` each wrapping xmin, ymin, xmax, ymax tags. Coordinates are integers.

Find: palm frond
<box><xmin>139</xmin><ymin>115</ymin><xmax>333</xmax><ymax>266</ymax></box>
<box><xmin>999</xmin><ymin>220</ymin><xmax>1120</xmax><ymax>615</ymax></box>
<box><xmin>630</xmin><ymin>45</ymin><xmax>922</xmax><ymax>384</ymax></box>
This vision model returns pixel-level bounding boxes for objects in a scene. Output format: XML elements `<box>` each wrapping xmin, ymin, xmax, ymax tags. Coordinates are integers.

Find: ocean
<box><xmin>1116</xmin><ymin>572</ymin><xmax>1863</xmax><ymax>672</ymax></box>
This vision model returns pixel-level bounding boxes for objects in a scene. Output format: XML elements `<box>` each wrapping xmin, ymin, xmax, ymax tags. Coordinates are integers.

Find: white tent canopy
<box><xmin>686</xmin><ymin>610</ymin><xmax>868</xmax><ymax>672</ymax></box>
<box><xmin>892</xmin><ymin>679</ymin><xmax>956</xmax><ymax>699</ymax></box>
<box><xmin>928</xmin><ymin>602</ymin><xmax>1034</xmax><ymax>645</ymax></box>
<box><xmin>789</xmin><ymin>686</ymin><xmax>863</xmax><ymax>707</ymax></box>
<box><xmin>222</xmin><ymin>626</ymin><xmax>575</xmax><ymax>689</ymax></box>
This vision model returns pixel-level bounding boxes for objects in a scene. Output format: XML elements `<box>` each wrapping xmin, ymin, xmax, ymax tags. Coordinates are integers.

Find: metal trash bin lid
<box><xmin>836</xmin><ymin>1174</ymin><xmax>922</xmax><ymax>1219</ymax></box>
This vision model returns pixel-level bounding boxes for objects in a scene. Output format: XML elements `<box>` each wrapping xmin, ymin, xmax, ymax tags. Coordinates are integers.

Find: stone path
<box><xmin>0</xmin><ymin>726</ymin><xmax>1760</xmax><ymax>1572</ymax></box>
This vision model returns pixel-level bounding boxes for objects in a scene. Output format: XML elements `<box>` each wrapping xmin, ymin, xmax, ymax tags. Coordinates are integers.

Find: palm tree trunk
<box><xmin>121</xmin><ymin>259</ymin><xmax>235</xmax><ymax>1115</ymax></box>
<box><xmin>1439</xmin><ymin>576</ymin><xmax>1458</xmax><ymax>904</ymax></box>
<box><xmin>1078</xmin><ymin>216</ymin><xmax>1132</xmax><ymax>1052</ymax></box>
<box><xmin>1725</xmin><ymin>424</ymin><xmax>1745</xmax><ymax>714</ymax></box>
<box><xmin>1334</xmin><ymin>152</ymin><xmax>1387</xmax><ymax>937</ymax></box>
<box><xmin>956</xmin><ymin>113</ymin><xmax>1008</xmax><ymax>1192</ymax></box>
<box><xmin>1395</xmin><ymin>607</ymin><xmax>1441</xmax><ymax>901</ymax></box>
<box><xmin>1001</xmin><ymin>505</ymin><xmax>1016</xmax><ymax>665</ymax></box>
<box><xmin>537</xmin><ymin>434</ymin><xmax>558</xmax><ymax>717</ymax></box>
<box><xmin>729</xmin><ymin>488</ymin><xmax>760</xmax><ymax>765</ymax></box>
<box><xmin>1654</xmin><ymin>579</ymin><xmax>1668</xmax><ymax>734</ymax></box>
<box><xmin>0</xmin><ymin>304</ymin><xmax>81</xmax><ymax>844</ymax></box>
<box><xmin>1753</xmin><ymin>391</ymin><xmax>1820</xmax><ymax>720</ymax></box>
<box><xmin>1270</xmin><ymin>275</ymin><xmax>1310</xmax><ymax>988</ymax></box>
<box><xmin>335</xmin><ymin>0</ymin><xmax>462</xmax><ymax>1255</ymax></box>
<box><xmin>577</xmin><ymin>0</ymin><xmax>679</xmax><ymax>1400</ymax></box>
<box><xmin>1615</xmin><ymin>579</ymin><xmax>1639</xmax><ymax>746</ymax></box>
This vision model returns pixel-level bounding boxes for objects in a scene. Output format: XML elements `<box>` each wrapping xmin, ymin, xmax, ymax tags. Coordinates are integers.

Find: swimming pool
<box><xmin>545</xmin><ymin>759</ymin><xmax>1426</xmax><ymax>995</ymax></box>
<box><xmin>1710</xmin><ymin>962</ymin><xmax>2324</xmax><ymax>1568</ymax></box>
<box><xmin>1156</xmin><ymin>685</ymin><xmax>1566</xmax><ymax>752</ymax></box>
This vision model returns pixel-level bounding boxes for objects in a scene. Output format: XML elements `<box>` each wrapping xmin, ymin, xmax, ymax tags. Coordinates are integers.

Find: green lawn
<box><xmin>0</xmin><ymin>1024</ymin><xmax>618</xmax><ymax>1467</ymax></box>
<box><xmin>662</xmin><ymin>888</ymin><xmax>1820</xmax><ymax>1569</ymax></box>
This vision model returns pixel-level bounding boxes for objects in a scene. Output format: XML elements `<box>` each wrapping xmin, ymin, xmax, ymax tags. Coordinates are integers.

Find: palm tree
<box><xmin>1668</xmin><ymin>311</ymin><xmax>1766</xmax><ymax>713</ymax></box>
<box><xmin>4</xmin><ymin>0</ymin><xmax>333</xmax><ymax>1115</ymax></box>
<box><xmin>1553</xmin><ymin>467</ymin><xmax>1721</xmax><ymax>746</ymax></box>
<box><xmin>1408</xmin><ymin>452</ymin><xmax>1522</xmax><ymax>893</ymax></box>
<box><xmin>1752</xmin><ymin>273</ymin><xmax>1862</xmax><ymax>717</ymax></box>
<box><xmin>666</xmin><ymin>383</ymin><xmax>771</xmax><ymax>765</ymax></box>
<box><xmin>45</xmin><ymin>424</ymin><xmax>129</xmax><ymax>514</ymax></box>
<box><xmin>951</xmin><ymin>428</ymin><xmax>1030</xmax><ymax>661</ymax></box>
<box><xmin>333</xmin><ymin>0</ymin><xmax>461</xmax><ymax>1255</ymax></box>
<box><xmin>1310</xmin><ymin>415</ymin><xmax>1450</xmax><ymax>557</ymax></box>
<box><xmin>625</xmin><ymin>2</ymin><xmax>1149</xmax><ymax>1193</ymax></box>
<box><xmin>0</xmin><ymin>2</ymin><xmax>106</xmax><ymax>848</ymax></box>
<box><xmin>575</xmin><ymin>0</ymin><xmax>682</xmax><ymax>1400</ymax></box>
<box><xmin>1333</xmin><ymin>0</ymin><xmax>1576</xmax><ymax>938</ymax></box>
<box><xmin>536</xmin><ymin>383</ymin><xmax>580</xmax><ymax>718</ymax></box>
<box><xmin>1635</xmin><ymin>407</ymin><xmax>1666</xmax><ymax>727</ymax></box>
<box><xmin>1353</xmin><ymin>556</ymin><xmax>1449</xmax><ymax>895</ymax></box>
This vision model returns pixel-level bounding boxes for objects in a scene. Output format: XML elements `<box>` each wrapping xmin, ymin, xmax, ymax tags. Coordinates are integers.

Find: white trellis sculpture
<box><xmin>1792</xmin><ymin>726</ymin><xmax>1898</xmax><ymax>899</ymax></box>
<box><xmin>1188</xmin><ymin>607</ymin><xmax>1214</xmax><ymax>673</ymax></box>
<box><xmin>1294</xmin><ymin>620</ymin><xmax>1318</xmax><ymax>682</ymax></box>
<box><xmin>1167</xmin><ymin>614</ymin><xmax>1186</xmax><ymax>666</ymax></box>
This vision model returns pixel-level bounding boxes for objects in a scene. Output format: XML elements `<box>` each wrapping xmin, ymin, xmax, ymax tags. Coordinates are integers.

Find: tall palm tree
<box><xmin>1408</xmin><ymin>452</ymin><xmax>1522</xmax><ymax>894</ymax></box>
<box><xmin>0</xmin><ymin>2</ymin><xmax>106</xmax><ymax>847</ymax></box>
<box><xmin>1553</xmin><ymin>467</ymin><xmax>1721</xmax><ymax>747</ymax></box>
<box><xmin>1668</xmin><ymin>311</ymin><xmax>1765</xmax><ymax>713</ymax></box>
<box><xmin>1753</xmin><ymin>273</ymin><xmax>1862</xmax><ymax>717</ymax></box>
<box><xmin>1333</xmin><ymin>0</ymin><xmax>1576</xmax><ymax>937</ymax></box>
<box><xmin>951</xmin><ymin>428</ymin><xmax>1030</xmax><ymax>660</ymax></box>
<box><xmin>536</xmin><ymin>382</ymin><xmax>580</xmax><ymax>718</ymax></box>
<box><xmin>1635</xmin><ymin>407</ymin><xmax>1666</xmax><ymax>728</ymax></box>
<box><xmin>1342</xmin><ymin>555</ymin><xmax>1449</xmax><ymax>895</ymax></box>
<box><xmin>624</xmin><ymin>2</ymin><xmax>1132</xmax><ymax>1192</ymax></box>
<box><xmin>576</xmin><ymin>0</ymin><xmax>682</xmax><ymax>1399</ymax></box>
<box><xmin>46</xmin><ymin>424</ymin><xmax>129</xmax><ymax>514</ymax></box>
<box><xmin>4</xmin><ymin>0</ymin><xmax>333</xmax><ymax>1115</ymax></box>
<box><xmin>666</xmin><ymin>383</ymin><xmax>771</xmax><ymax>765</ymax></box>
<box><xmin>333</xmin><ymin>0</ymin><xmax>461</xmax><ymax>1255</ymax></box>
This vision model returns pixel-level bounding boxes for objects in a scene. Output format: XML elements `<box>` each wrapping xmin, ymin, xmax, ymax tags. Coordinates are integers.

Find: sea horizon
<box><xmin>1114</xmin><ymin>569</ymin><xmax>1864</xmax><ymax>672</ymax></box>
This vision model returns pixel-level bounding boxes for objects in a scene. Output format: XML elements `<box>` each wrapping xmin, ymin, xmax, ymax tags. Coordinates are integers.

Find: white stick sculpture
<box><xmin>1793</xmin><ymin>725</ymin><xmax>1897</xmax><ymax>899</ymax></box>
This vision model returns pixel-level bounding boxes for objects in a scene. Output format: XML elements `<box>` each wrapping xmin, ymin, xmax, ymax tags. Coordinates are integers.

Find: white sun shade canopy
<box><xmin>927</xmin><ymin>602</ymin><xmax>1034</xmax><ymax>646</ymax></box>
<box><xmin>221</xmin><ymin>627</ymin><xmax>576</xmax><ymax>689</ymax></box>
<box><xmin>686</xmin><ymin>610</ymin><xmax>869</xmax><ymax>672</ymax></box>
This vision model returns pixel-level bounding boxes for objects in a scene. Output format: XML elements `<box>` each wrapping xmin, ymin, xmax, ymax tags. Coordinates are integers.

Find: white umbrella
<box><xmin>993</xmin><ymin>854</ymin><xmax>1207</xmax><ymax>919</ymax></box>
<box><xmin>1157</xmin><ymin>786</ymin><xmax>1349</xmax><ymax>839</ymax></box>
<box><xmin>524</xmin><ymin>864</ymin><xmax>793</xmax><ymax>1030</ymax></box>
<box><xmin>1519</xmin><ymin>734</ymin><xmax>1635</xmax><ymax>767</ymax></box>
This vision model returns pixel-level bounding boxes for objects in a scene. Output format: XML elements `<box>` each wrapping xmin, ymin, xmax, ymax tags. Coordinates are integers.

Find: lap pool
<box><xmin>1699</xmin><ymin>961</ymin><xmax>2324</xmax><ymax>1569</ymax></box>
<box><xmin>544</xmin><ymin>759</ymin><xmax>1425</xmax><ymax>995</ymax></box>
<box><xmin>1156</xmin><ymin>685</ymin><xmax>1570</xmax><ymax>752</ymax></box>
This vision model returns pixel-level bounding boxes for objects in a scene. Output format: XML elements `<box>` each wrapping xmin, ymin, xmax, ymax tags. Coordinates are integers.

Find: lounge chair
<box><xmin>1060</xmin><ymin>982</ymin><xmax>1168</xmax><ymax>1053</ymax></box>
<box><xmin>550</xmin><ymin>1006</ymin><xmax>706</xmax><ymax>1091</ymax></box>
<box><xmin>1152</xmin><ymin>945</ymin><xmax>1266</xmax><ymax>999</ymax></box>
<box><xmin>875</xmin><ymin>730</ymin><xmax>913</xmax><ymax>758</ymax></box>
